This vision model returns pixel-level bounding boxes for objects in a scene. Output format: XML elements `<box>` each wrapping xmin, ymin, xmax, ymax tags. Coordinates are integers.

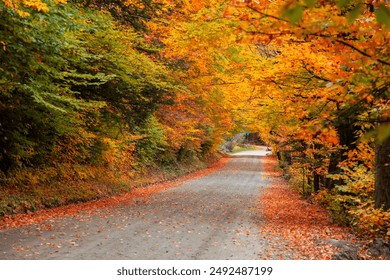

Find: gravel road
<box><xmin>0</xmin><ymin>148</ymin><xmax>294</xmax><ymax>259</ymax></box>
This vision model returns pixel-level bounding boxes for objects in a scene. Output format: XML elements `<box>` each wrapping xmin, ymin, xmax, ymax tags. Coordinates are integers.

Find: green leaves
<box><xmin>347</xmin><ymin>5</ymin><xmax>363</xmax><ymax>23</ymax></box>
<box><xmin>335</xmin><ymin>0</ymin><xmax>366</xmax><ymax>23</ymax></box>
<box><xmin>282</xmin><ymin>5</ymin><xmax>304</xmax><ymax>24</ymax></box>
<box><xmin>365</xmin><ymin>124</ymin><xmax>390</xmax><ymax>145</ymax></box>
<box><xmin>375</xmin><ymin>4</ymin><xmax>390</xmax><ymax>28</ymax></box>
<box><xmin>0</xmin><ymin>0</ymin><xmax>176</xmax><ymax>172</ymax></box>
<box><xmin>337</xmin><ymin>0</ymin><xmax>350</xmax><ymax>8</ymax></box>
<box><xmin>304</xmin><ymin>0</ymin><xmax>316</xmax><ymax>8</ymax></box>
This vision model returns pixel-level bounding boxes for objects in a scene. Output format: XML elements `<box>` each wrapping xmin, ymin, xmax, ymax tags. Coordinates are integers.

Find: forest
<box><xmin>0</xmin><ymin>0</ymin><xmax>389</xmax><ymax>241</ymax></box>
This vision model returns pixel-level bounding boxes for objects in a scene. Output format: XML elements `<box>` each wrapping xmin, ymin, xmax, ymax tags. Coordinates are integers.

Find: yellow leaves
<box><xmin>2</xmin><ymin>0</ymin><xmax>67</xmax><ymax>16</ymax></box>
<box><xmin>23</xmin><ymin>0</ymin><xmax>49</xmax><ymax>12</ymax></box>
<box><xmin>372</xmin><ymin>31</ymin><xmax>386</xmax><ymax>46</ymax></box>
<box><xmin>177</xmin><ymin>0</ymin><xmax>213</xmax><ymax>15</ymax></box>
<box><xmin>349</xmin><ymin>205</ymin><xmax>390</xmax><ymax>238</ymax></box>
<box><xmin>0</xmin><ymin>40</ymin><xmax>6</xmax><ymax>51</ymax></box>
<box><xmin>223</xmin><ymin>5</ymin><xmax>235</xmax><ymax>18</ymax></box>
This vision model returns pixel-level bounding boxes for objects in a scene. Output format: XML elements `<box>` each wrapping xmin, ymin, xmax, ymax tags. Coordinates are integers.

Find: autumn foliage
<box><xmin>0</xmin><ymin>0</ymin><xmax>389</xmax><ymax>240</ymax></box>
<box><xmin>0</xmin><ymin>0</ymin><xmax>232</xmax><ymax>215</ymax></box>
<box><xmin>225</xmin><ymin>0</ymin><xmax>390</xmax><ymax>239</ymax></box>
<box><xmin>259</xmin><ymin>155</ymin><xmax>357</xmax><ymax>259</ymax></box>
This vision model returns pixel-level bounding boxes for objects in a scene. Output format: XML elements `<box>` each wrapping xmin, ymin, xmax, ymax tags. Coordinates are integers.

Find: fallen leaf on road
<box><xmin>258</xmin><ymin>156</ymin><xmax>359</xmax><ymax>260</ymax></box>
<box><xmin>0</xmin><ymin>157</ymin><xmax>228</xmax><ymax>230</ymax></box>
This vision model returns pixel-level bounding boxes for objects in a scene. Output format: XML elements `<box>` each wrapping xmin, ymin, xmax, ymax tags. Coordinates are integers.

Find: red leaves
<box><xmin>0</xmin><ymin>157</ymin><xmax>229</xmax><ymax>230</ymax></box>
<box><xmin>258</xmin><ymin>155</ymin><xmax>358</xmax><ymax>259</ymax></box>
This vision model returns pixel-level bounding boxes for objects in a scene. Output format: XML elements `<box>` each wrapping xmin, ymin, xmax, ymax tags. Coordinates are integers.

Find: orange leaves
<box><xmin>341</xmin><ymin>140</ymin><xmax>375</xmax><ymax>170</ymax></box>
<box><xmin>258</xmin><ymin>155</ymin><xmax>359</xmax><ymax>259</ymax></box>
<box><xmin>159</xmin><ymin>3</ymin><xmax>250</xmax><ymax>150</ymax></box>
<box><xmin>348</xmin><ymin>204</ymin><xmax>390</xmax><ymax>238</ymax></box>
<box><xmin>222</xmin><ymin>5</ymin><xmax>236</xmax><ymax>18</ymax></box>
<box><xmin>317</xmin><ymin>127</ymin><xmax>339</xmax><ymax>145</ymax></box>
<box><xmin>0</xmin><ymin>157</ymin><xmax>229</xmax><ymax>230</ymax></box>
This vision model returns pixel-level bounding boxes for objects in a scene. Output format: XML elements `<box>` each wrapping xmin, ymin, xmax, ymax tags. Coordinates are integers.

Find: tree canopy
<box><xmin>0</xmin><ymin>0</ymin><xmax>389</xmax><ymax>238</ymax></box>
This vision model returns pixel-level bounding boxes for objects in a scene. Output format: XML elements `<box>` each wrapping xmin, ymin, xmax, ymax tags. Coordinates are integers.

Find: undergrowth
<box><xmin>0</xmin><ymin>157</ymin><xmax>214</xmax><ymax>216</ymax></box>
<box><xmin>286</xmin><ymin>161</ymin><xmax>390</xmax><ymax>241</ymax></box>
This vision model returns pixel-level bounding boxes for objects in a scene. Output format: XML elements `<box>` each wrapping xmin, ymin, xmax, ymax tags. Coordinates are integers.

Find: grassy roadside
<box><xmin>0</xmin><ymin>156</ymin><xmax>221</xmax><ymax>217</ymax></box>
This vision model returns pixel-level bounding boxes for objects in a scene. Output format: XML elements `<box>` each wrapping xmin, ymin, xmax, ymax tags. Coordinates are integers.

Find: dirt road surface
<box><xmin>0</xmin><ymin>148</ymin><xmax>296</xmax><ymax>259</ymax></box>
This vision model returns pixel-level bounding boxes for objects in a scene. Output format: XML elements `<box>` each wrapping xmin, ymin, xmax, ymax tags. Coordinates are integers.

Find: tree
<box><xmin>0</xmin><ymin>0</ymin><xmax>107</xmax><ymax>171</ymax></box>
<box><xmin>149</xmin><ymin>0</ymin><xmax>253</xmax><ymax>157</ymax></box>
<box><xmin>75</xmin><ymin>0</ymin><xmax>166</xmax><ymax>31</ymax></box>
<box><xmin>0</xmin><ymin>0</ymin><xmax>177</xmax><ymax>172</ymax></box>
<box><xmin>375</xmin><ymin>131</ymin><xmax>390</xmax><ymax>210</ymax></box>
<box><xmin>226</xmin><ymin>0</ymin><xmax>389</xmax><ymax>210</ymax></box>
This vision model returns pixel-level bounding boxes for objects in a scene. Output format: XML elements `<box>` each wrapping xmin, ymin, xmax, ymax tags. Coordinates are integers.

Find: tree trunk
<box><xmin>284</xmin><ymin>151</ymin><xmax>292</xmax><ymax>165</ymax></box>
<box><xmin>276</xmin><ymin>151</ymin><xmax>282</xmax><ymax>161</ymax></box>
<box><xmin>325</xmin><ymin>152</ymin><xmax>340</xmax><ymax>189</ymax></box>
<box><xmin>374</xmin><ymin>135</ymin><xmax>390</xmax><ymax>210</ymax></box>
<box><xmin>313</xmin><ymin>172</ymin><xmax>320</xmax><ymax>192</ymax></box>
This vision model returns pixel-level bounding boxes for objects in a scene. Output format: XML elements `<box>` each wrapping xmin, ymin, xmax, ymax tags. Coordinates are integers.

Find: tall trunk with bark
<box><xmin>374</xmin><ymin>135</ymin><xmax>390</xmax><ymax>210</ymax></box>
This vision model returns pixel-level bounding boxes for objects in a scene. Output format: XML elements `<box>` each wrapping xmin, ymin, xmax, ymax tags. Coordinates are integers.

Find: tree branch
<box><xmin>335</xmin><ymin>39</ymin><xmax>390</xmax><ymax>66</ymax></box>
<box><xmin>242</xmin><ymin>3</ymin><xmax>390</xmax><ymax>67</ymax></box>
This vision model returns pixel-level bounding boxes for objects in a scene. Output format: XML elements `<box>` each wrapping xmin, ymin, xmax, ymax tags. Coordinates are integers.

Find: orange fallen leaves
<box><xmin>258</xmin><ymin>155</ymin><xmax>359</xmax><ymax>260</ymax></box>
<box><xmin>0</xmin><ymin>157</ymin><xmax>229</xmax><ymax>230</ymax></box>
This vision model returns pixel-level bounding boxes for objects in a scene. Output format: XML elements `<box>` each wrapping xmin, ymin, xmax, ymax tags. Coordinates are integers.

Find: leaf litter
<box><xmin>0</xmin><ymin>157</ymin><xmax>229</xmax><ymax>230</ymax></box>
<box><xmin>1</xmin><ymin>154</ymin><xmax>385</xmax><ymax>259</ymax></box>
<box><xmin>258</xmin><ymin>155</ymin><xmax>383</xmax><ymax>260</ymax></box>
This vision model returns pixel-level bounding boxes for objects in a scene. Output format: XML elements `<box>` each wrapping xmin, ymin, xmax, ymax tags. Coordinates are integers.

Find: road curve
<box><xmin>0</xmin><ymin>149</ymin><xmax>293</xmax><ymax>259</ymax></box>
